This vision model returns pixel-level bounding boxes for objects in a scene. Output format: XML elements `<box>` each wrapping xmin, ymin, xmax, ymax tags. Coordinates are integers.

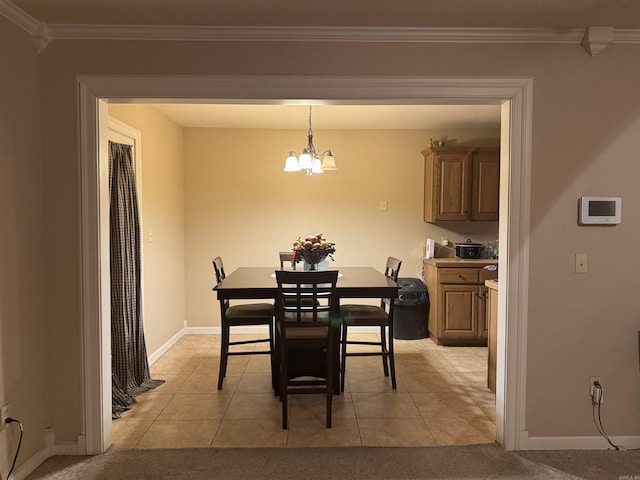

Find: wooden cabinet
<box><xmin>423</xmin><ymin>259</ymin><xmax>498</xmax><ymax>346</ymax></box>
<box><xmin>422</xmin><ymin>146</ymin><xmax>500</xmax><ymax>222</ymax></box>
<box><xmin>471</xmin><ymin>147</ymin><xmax>501</xmax><ymax>221</ymax></box>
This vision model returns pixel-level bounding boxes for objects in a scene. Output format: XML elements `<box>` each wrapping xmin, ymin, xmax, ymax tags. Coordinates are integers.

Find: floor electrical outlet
<box><xmin>589</xmin><ymin>377</ymin><xmax>602</xmax><ymax>404</ymax></box>
<box><xmin>0</xmin><ymin>404</ymin><xmax>9</xmax><ymax>431</ymax></box>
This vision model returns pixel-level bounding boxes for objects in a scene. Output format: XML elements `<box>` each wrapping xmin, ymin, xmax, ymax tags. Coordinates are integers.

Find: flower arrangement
<box><xmin>292</xmin><ymin>233</ymin><xmax>336</xmax><ymax>268</ymax></box>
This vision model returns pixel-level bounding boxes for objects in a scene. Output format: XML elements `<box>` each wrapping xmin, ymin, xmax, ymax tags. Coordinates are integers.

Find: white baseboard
<box><xmin>9</xmin><ymin>428</ymin><xmax>89</xmax><ymax>479</ymax></box>
<box><xmin>148</xmin><ymin>322</ymin><xmax>187</xmax><ymax>365</ymax></box>
<box><xmin>186</xmin><ymin>326</ymin><xmax>222</xmax><ymax>335</ymax></box>
<box><xmin>53</xmin><ymin>441</ymin><xmax>82</xmax><ymax>455</ymax></box>
<box><xmin>9</xmin><ymin>428</ymin><xmax>56</xmax><ymax>480</ymax></box>
<box><xmin>521</xmin><ymin>431</ymin><xmax>640</xmax><ymax>450</ymax></box>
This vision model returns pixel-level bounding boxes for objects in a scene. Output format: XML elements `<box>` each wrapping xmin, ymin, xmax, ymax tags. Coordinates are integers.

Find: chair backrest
<box><xmin>385</xmin><ymin>257</ymin><xmax>402</xmax><ymax>282</ymax></box>
<box><xmin>381</xmin><ymin>257</ymin><xmax>402</xmax><ymax>309</ymax></box>
<box><xmin>212</xmin><ymin>256</ymin><xmax>226</xmax><ymax>284</ymax></box>
<box><xmin>279</xmin><ymin>251</ymin><xmax>296</xmax><ymax>270</ymax></box>
<box><xmin>275</xmin><ymin>270</ymin><xmax>339</xmax><ymax>327</ymax></box>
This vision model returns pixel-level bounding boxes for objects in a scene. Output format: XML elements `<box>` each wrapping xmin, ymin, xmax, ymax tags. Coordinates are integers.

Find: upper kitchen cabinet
<box><xmin>470</xmin><ymin>147</ymin><xmax>500</xmax><ymax>221</ymax></box>
<box><xmin>422</xmin><ymin>146</ymin><xmax>500</xmax><ymax>222</ymax></box>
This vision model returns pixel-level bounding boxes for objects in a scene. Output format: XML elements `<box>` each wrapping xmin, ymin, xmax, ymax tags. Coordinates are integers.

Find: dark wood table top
<box><xmin>214</xmin><ymin>266</ymin><xmax>398</xmax><ymax>300</ymax></box>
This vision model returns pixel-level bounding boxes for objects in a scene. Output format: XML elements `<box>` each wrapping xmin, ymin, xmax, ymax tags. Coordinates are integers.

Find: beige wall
<box><xmin>0</xmin><ymin>27</ymin><xmax>635</xmax><ymax>460</ymax></box>
<box><xmin>107</xmin><ymin>104</ymin><xmax>186</xmax><ymax>354</ymax></box>
<box><xmin>102</xmin><ymin>109</ymin><xmax>499</xmax><ymax>333</ymax></box>
<box><xmin>184</xmin><ymin>127</ymin><xmax>499</xmax><ymax>328</ymax></box>
<box><xmin>0</xmin><ymin>17</ymin><xmax>49</xmax><ymax>469</ymax></box>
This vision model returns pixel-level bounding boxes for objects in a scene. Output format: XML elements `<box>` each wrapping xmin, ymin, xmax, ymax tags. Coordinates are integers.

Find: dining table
<box><xmin>213</xmin><ymin>266</ymin><xmax>400</xmax><ymax>393</ymax></box>
<box><xmin>214</xmin><ymin>266</ymin><xmax>399</xmax><ymax>300</ymax></box>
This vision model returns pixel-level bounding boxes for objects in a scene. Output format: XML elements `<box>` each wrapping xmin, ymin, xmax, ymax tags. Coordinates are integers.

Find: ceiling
<box><xmin>148</xmin><ymin>104</ymin><xmax>502</xmax><ymax>130</ymax></box>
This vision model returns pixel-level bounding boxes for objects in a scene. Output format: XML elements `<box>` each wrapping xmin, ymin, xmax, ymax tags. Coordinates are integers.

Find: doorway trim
<box><xmin>78</xmin><ymin>74</ymin><xmax>532</xmax><ymax>454</ymax></box>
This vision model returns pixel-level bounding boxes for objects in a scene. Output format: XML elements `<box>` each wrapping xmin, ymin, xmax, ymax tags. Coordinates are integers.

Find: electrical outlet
<box><xmin>589</xmin><ymin>377</ymin><xmax>602</xmax><ymax>404</ymax></box>
<box><xmin>0</xmin><ymin>404</ymin><xmax>10</xmax><ymax>431</ymax></box>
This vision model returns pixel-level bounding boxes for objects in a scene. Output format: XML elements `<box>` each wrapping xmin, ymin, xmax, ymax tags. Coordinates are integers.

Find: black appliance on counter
<box><xmin>455</xmin><ymin>239</ymin><xmax>483</xmax><ymax>258</ymax></box>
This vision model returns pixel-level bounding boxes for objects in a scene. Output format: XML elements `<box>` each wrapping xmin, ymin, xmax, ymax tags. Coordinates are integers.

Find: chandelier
<box><xmin>283</xmin><ymin>106</ymin><xmax>336</xmax><ymax>176</ymax></box>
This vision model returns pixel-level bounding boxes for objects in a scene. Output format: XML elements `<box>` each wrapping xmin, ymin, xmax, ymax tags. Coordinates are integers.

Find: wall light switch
<box><xmin>379</xmin><ymin>200</ymin><xmax>388</xmax><ymax>211</ymax></box>
<box><xmin>575</xmin><ymin>253</ymin><xmax>588</xmax><ymax>273</ymax></box>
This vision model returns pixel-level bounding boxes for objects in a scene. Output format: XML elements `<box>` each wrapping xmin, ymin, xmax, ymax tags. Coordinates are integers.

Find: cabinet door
<box><xmin>471</xmin><ymin>147</ymin><xmax>500</xmax><ymax>221</ymax></box>
<box><xmin>440</xmin><ymin>284</ymin><xmax>478</xmax><ymax>338</ymax></box>
<box><xmin>477</xmin><ymin>285</ymin><xmax>489</xmax><ymax>338</ymax></box>
<box><xmin>433</xmin><ymin>152</ymin><xmax>471</xmax><ymax>221</ymax></box>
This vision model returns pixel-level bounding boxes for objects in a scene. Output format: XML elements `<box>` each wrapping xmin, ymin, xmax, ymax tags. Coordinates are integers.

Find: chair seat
<box><xmin>340</xmin><ymin>304</ymin><xmax>388</xmax><ymax>324</ymax></box>
<box><xmin>226</xmin><ymin>303</ymin><xmax>274</xmax><ymax>319</ymax></box>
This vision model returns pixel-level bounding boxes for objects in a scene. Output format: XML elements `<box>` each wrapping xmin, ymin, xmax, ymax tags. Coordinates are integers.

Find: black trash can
<box><xmin>393</xmin><ymin>277</ymin><xmax>429</xmax><ymax>340</ymax></box>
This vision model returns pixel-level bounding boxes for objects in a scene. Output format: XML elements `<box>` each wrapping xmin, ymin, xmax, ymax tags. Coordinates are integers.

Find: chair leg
<box><xmin>280</xmin><ymin>341</ymin><xmax>289</xmax><ymax>429</ymax></box>
<box><xmin>282</xmin><ymin>393</ymin><xmax>288</xmax><ymax>430</ymax></box>
<box><xmin>327</xmin><ymin>335</ymin><xmax>334</xmax><ymax>428</ymax></box>
<box><xmin>269</xmin><ymin>319</ymin><xmax>277</xmax><ymax>391</ymax></box>
<box><xmin>388</xmin><ymin>324</ymin><xmax>397</xmax><ymax>390</ymax></box>
<box><xmin>340</xmin><ymin>324</ymin><xmax>348</xmax><ymax>392</ymax></box>
<box><xmin>380</xmin><ymin>325</ymin><xmax>389</xmax><ymax>377</ymax></box>
<box><xmin>217</xmin><ymin>323</ymin><xmax>230</xmax><ymax>390</ymax></box>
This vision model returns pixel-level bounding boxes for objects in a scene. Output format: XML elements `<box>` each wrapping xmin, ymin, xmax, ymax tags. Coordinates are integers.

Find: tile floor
<box><xmin>112</xmin><ymin>333</ymin><xmax>496</xmax><ymax>449</ymax></box>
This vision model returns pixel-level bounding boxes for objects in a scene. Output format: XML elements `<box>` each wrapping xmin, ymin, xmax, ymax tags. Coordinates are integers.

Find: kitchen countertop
<box><xmin>423</xmin><ymin>258</ymin><xmax>498</xmax><ymax>268</ymax></box>
<box><xmin>485</xmin><ymin>279</ymin><xmax>499</xmax><ymax>290</ymax></box>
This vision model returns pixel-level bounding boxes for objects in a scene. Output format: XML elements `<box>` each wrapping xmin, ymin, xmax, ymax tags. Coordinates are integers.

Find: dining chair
<box><xmin>274</xmin><ymin>270</ymin><xmax>340</xmax><ymax>429</ymax></box>
<box><xmin>212</xmin><ymin>256</ymin><xmax>275</xmax><ymax>390</ymax></box>
<box><xmin>279</xmin><ymin>251</ymin><xmax>296</xmax><ymax>270</ymax></box>
<box><xmin>339</xmin><ymin>257</ymin><xmax>402</xmax><ymax>392</ymax></box>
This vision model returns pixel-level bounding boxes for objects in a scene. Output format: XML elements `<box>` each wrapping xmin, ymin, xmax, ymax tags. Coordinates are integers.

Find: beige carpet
<box><xmin>23</xmin><ymin>444</ymin><xmax>640</xmax><ymax>480</ymax></box>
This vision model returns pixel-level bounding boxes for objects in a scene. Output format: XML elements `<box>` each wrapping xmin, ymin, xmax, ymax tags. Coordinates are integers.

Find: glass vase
<box><xmin>302</xmin><ymin>257</ymin><xmax>328</xmax><ymax>271</ymax></box>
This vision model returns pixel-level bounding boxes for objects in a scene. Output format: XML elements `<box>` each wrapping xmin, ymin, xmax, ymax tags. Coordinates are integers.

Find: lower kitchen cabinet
<box><xmin>423</xmin><ymin>258</ymin><xmax>498</xmax><ymax>346</ymax></box>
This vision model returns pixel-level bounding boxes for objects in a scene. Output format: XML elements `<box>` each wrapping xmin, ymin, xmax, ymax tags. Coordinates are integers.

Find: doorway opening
<box><xmin>78</xmin><ymin>75</ymin><xmax>532</xmax><ymax>454</ymax></box>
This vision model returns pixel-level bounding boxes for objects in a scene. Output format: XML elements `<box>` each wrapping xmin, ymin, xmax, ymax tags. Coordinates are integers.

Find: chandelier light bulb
<box><xmin>311</xmin><ymin>158</ymin><xmax>324</xmax><ymax>174</ymax></box>
<box><xmin>298</xmin><ymin>149</ymin><xmax>312</xmax><ymax>170</ymax></box>
<box><xmin>283</xmin><ymin>152</ymin><xmax>301</xmax><ymax>172</ymax></box>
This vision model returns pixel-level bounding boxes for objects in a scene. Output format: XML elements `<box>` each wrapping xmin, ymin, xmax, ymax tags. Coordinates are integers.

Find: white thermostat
<box><xmin>579</xmin><ymin>196</ymin><xmax>622</xmax><ymax>225</ymax></box>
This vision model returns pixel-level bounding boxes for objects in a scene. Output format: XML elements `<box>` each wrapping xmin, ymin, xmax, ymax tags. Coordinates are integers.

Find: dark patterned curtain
<box><xmin>109</xmin><ymin>141</ymin><xmax>163</xmax><ymax>419</ymax></box>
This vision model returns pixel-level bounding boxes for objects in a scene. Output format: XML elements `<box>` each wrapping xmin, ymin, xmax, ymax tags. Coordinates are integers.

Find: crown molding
<box><xmin>613</xmin><ymin>28</ymin><xmax>640</xmax><ymax>43</ymax></box>
<box><xmin>19</xmin><ymin>22</ymin><xmax>640</xmax><ymax>47</ymax></box>
<box><xmin>582</xmin><ymin>26</ymin><xmax>614</xmax><ymax>56</ymax></box>
<box><xmin>0</xmin><ymin>0</ymin><xmax>39</xmax><ymax>32</ymax></box>
<box><xmin>0</xmin><ymin>0</ymin><xmax>50</xmax><ymax>51</ymax></box>
<box><xmin>46</xmin><ymin>24</ymin><xmax>589</xmax><ymax>44</ymax></box>
<box><xmin>2</xmin><ymin>0</ymin><xmax>640</xmax><ymax>52</ymax></box>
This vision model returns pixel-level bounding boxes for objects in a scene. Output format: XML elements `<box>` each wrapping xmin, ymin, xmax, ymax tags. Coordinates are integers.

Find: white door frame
<box><xmin>78</xmin><ymin>75</ymin><xmax>532</xmax><ymax>454</ymax></box>
<box><xmin>99</xmin><ymin>118</ymin><xmax>143</xmax><ymax>450</ymax></box>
